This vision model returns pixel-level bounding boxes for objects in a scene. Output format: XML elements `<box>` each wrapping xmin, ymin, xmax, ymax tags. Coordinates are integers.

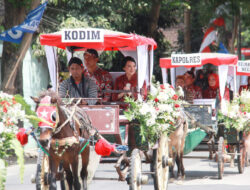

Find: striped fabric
<box><xmin>59</xmin><ymin>76</ymin><xmax>98</xmax><ymax>105</ymax></box>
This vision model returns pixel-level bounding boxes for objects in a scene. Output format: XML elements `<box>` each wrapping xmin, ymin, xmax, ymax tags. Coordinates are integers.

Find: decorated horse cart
<box><xmin>160</xmin><ymin>52</ymin><xmax>249</xmax><ymax>179</ymax></box>
<box><xmin>31</xmin><ymin>28</ymin><xmax>176</xmax><ymax>190</ymax></box>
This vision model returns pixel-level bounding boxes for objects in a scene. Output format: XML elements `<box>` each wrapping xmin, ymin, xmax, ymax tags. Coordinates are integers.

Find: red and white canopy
<box><xmin>40</xmin><ymin>29</ymin><xmax>157</xmax><ymax>51</ymax></box>
<box><xmin>160</xmin><ymin>53</ymin><xmax>238</xmax><ymax>69</ymax></box>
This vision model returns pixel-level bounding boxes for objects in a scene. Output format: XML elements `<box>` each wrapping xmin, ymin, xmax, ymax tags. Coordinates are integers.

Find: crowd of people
<box><xmin>175</xmin><ymin>69</ymin><xmax>220</xmax><ymax>103</ymax></box>
<box><xmin>58</xmin><ymin>48</ymin><xmax>250</xmax><ymax>107</ymax></box>
<box><xmin>58</xmin><ymin>48</ymin><xmax>145</xmax><ymax>106</ymax></box>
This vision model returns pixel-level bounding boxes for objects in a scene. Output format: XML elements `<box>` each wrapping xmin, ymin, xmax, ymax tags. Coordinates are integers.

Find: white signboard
<box><xmin>61</xmin><ymin>29</ymin><xmax>104</xmax><ymax>42</ymax></box>
<box><xmin>171</xmin><ymin>53</ymin><xmax>201</xmax><ymax>66</ymax></box>
<box><xmin>237</xmin><ymin>60</ymin><xmax>250</xmax><ymax>73</ymax></box>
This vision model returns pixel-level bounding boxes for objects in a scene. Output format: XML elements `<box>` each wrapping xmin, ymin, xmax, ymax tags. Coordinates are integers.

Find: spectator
<box><xmin>184</xmin><ymin>70</ymin><xmax>202</xmax><ymax>103</ymax></box>
<box><xmin>202</xmin><ymin>73</ymin><xmax>219</xmax><ymax>99</ymax></box>
<box><xmin>84</xmin><ymin>48</ymin><xmax>113</xmax><ymax>102</ymax></box>
<box><xmin>175</xmin><ymin>75</ymin><xmax>185</xmax><ymax>89</ymax></box>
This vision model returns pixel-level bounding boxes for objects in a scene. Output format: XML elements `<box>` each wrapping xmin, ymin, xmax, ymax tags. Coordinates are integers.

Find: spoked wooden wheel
<box><xmin>36</xmin><ymin>152</ymin><xmax>50</xmax><ymax>190</ymax></box>
<box><xmin>218</xmin><ymin>137</ymin><xmax>225</xmax><ymax>179</ymax></box>
<box><xmin>129</xmin><ymin>149</ymin><xmax>143</xmax><ymax>190</ymax></box>
<box><xmin>153</xmin><ymin>134</ymin><xmax>170</xmax><ymax>190</ymax></box>
<box><xmin>237</xmin><ymin>142</ymin><xmax>246</xmax><ymax>173</ymax></box>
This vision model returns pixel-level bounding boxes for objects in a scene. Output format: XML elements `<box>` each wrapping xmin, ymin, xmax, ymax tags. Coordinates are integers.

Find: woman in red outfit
<box><xmin>112</xmin><ymin>56</ymin><xmax>147</xmax><ymax>103</ymax></box>
<box><xmin>202</xmin><ymin>73</ymin><xmax>219</xmax><ymax>99</ymax></box>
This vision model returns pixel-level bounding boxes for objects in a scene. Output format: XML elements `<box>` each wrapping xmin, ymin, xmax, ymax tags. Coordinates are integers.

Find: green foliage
<box><xmin>0</xmin><ymin>133</ymin><xmax>15</xmax><ymax>159</ymax></box>
<box><xmin>7</xmin><ymin>0</ymin><xmax>32</xmax><ymax>8</ymax></box>
<box><xmin>14</xmin><ymin>94</ymin><xmax>38</xmax><ymax>127</ymax></box>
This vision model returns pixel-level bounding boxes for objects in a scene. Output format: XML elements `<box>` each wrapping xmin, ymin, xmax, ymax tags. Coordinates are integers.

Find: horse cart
<box><xmin>32</xmin><ymin>28</ymin><xmax>173</xmax><ymax>190</ymax></box>
<box><xmin>160</xmin><ymin>53</ymin><xmax>248</xmax><ymax>179</ymax></box>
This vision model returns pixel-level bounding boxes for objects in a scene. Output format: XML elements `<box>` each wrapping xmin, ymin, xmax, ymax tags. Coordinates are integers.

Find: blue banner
<box><xmin>0</xmin><ymin>2</ymin><xmax>47</xmax><ymax>43</ymax></box>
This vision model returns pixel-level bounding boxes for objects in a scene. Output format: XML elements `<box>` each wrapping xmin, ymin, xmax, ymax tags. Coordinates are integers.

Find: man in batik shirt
<box><xmin>184</xmin><ymin>70</ymin><xmax>202</xmax><ymax>103</ymax></box>
<box><xmin>84</xmin><ymin>49</ymin><xmax>112</xmax><ymax>102</ymax></box>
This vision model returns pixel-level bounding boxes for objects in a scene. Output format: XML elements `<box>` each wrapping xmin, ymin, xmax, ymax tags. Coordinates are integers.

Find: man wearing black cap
<box><xmin>84</xmin><ymin>49</ymin><xmax>112</xmax><ymax>102</ymax></box>
<box><xmin>59</xmin><ymin>57</ymin><xmax>97</xmax><ymax>105</ymax></box>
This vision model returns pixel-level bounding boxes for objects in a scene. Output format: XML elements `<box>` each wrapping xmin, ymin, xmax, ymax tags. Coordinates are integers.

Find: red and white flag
<box><xmin>199</xmin><ymin>17</ymin><xmax>225</xmax><ymax>53</ymax></box>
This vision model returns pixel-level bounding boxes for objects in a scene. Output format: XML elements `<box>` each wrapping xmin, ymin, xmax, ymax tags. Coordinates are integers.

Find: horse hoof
<box><xmin>169</xmin><ymin>178</ymin><xmax>175</xmax><ymax>183</ymax></box>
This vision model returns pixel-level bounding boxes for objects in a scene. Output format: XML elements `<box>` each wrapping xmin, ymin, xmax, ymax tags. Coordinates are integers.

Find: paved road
<box><xmin>5</xmin><ymin>151</ymin><xmax>250</xmax><ymax>190</ymax></box>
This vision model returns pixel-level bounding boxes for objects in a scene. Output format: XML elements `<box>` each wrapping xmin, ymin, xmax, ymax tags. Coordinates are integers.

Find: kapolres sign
<box><xmin>61</xmin><ymin>29</ymin><xmax>104</xmax><ymax>42</ymax></box>
<box><xmin>171</xmin><ymin>53</ymin><xmax>201</xmax><ymax>66</ymax></box>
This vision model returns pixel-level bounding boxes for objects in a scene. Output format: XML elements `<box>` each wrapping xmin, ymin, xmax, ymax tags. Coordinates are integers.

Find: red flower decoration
<box><xmin>154</xmin><ymin>98</ymin><xmax>159</xmax><ymax>102</ymax></box>
<box><xmin>16</xmin><ymin>128</ymin><xmax>28</xmax><ymax>146</ymax></box>
<box><xmin>174</xmin><ymin>104</ymin><xmax>180</xmax><ymax>108</ymax></box>
<box><xmin>3</xmin><ymin>106</ymin><xmax>7</xmax><ymax>113</ymax></box>
<box><xmin>172</xmin><ymin>94</ymin><xmax>178</xmax><ymax>100</ymax></box>
<box><xmin>155</xmin><ymin>107</ymin><xmax>159</xmax><ymax>111</ymax></box>
<box><xmin>170</xmin><ymin>85</ymin><xmax>174</xmax><ymax>89</ymax></box>
<box><xmin>160</xmin><ymin>85</ymin><xmax>165</xmax><ymax>89</ymax></box>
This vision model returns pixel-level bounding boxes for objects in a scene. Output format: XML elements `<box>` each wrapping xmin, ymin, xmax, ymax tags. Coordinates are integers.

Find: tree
<box><xmin>1</xmin><ymin>0</ymin><xmax>40</xmax><ymax>94</ymax></box>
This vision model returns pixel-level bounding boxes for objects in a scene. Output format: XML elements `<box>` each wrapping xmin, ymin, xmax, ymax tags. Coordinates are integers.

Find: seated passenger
<box><xmin>239</xmin><ymin>76</ymin><xmax>250</xmax><ymax>94</ymax></box>
<box><xmin>202</xmin><ymin>73</ymin><xmax>219</xmax><ymax>99</ymax></box>
<box><xmin>195</xmin><ymin>69</ymin><xmax>208</xmax><ymax>90</ymax></box>
<box><xmin>59</xmin><ymin>57</ymin><xmax>97</xmax><ymax>105</ymax></box>
<box><xmin>84</xmin><ymin>49</ymin><xmax>113</xmax><ymax>102</ymax></box>
<box><xmin>184</xmin><ymin>70</ymin><xmax>202</xmax><ymax>103</ymax></box>
<box><xmin>175</xmin><ymin>75</ymin><xmax>185</xmax><ymax>89</ymax></box>
<box><xmin>112</xmin><ymin>56</ymin><xmax>147</xmax><ymax>103</ymax></box>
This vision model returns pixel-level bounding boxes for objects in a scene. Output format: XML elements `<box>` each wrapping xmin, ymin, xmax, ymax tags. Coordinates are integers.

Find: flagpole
<box><xmin>4</xmin><ymin>0</ymin><xmax>41</xmax><ymax>92</ymax></box>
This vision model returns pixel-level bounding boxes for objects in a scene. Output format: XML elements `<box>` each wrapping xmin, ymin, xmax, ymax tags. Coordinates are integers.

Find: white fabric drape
<box><xmin>45</xmin><ymin>45</ymin><xmax>57</xmax><ymax>91</ymax></box>
<box><xmin>218</xmin><ymin>65</ymin><xmax>228</xmax><ymax>98</ymax></box>
<box><xmin>149</xmin><ymin>48</ymin><xmax>154</xmax><ymax>87</ymax></box>
<box><xmin>137</xmin><ymin>45</ymin><xmax>148</xmax><ymax>89</ymax></box>
<box><xmin>170</xmin><ymin>68</ymin><xmax>175</xmax><ymax>87</ymax></box>
<box><xmin>161</xmin><ymin>68</ymin><xmax>167</xmax><ymax>84</ymax></box>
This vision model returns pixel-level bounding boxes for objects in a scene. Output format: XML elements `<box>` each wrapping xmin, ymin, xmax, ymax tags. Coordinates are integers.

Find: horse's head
<box><xmin>32</xmin><ymin>91</ymin><xmax>59</xmax><ymax>148</ymax></box>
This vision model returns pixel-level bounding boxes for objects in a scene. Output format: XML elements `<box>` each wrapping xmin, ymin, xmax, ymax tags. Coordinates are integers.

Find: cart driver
<box><xmin>84</xmin><ymin>49</ymin><xmax>113</xmax><ymax>102</ymax></box>
<box><xmin>59</xmin><ymin>57</ymin><xmax>98</xmax><ymax>105</ymax></box>
<box><xmin>184</xmin><ymin>70</ymin><xmax>202</xmax><ymax>103</ymax></box>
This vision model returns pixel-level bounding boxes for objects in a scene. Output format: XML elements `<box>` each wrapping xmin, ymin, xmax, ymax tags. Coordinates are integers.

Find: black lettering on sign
<box><xmin>72</xmin><ymin>31</ymin><xmax>78</xmax><ymax>40</ymax></box>
<box><xmin>87</xmin><ymin>31</ymin><xmax>90</xmax><ymax>40</ymax></box>
<box><xmin>92</xmin><ymin>31</ymin><xmax>100</xmax><ymax>40</ymax></box>
<box><xmin>64</xmin><ymin>31</ymin><xmax>71</xmax><ymax>40</ymax></box>
<box><xmin>79</xmin><ymin>31</ymin><xmax>86</xmax><ymax>40</ymax></box>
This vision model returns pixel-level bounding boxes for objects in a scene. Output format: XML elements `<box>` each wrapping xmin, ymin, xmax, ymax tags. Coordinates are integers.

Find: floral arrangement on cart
<box><xmin>0</xmin><ymin>91</ymin><xmax>40</xmax><ymax>190</ymax></box>
<box><xmin>218</xmin><ymin>89</ymin><xmax>250</xmax><ymax>131</ymax></box>
<box><xmin>125</xmin><ymin>83</ymin><xmax>184</xmax><ymax>145</ymax></box>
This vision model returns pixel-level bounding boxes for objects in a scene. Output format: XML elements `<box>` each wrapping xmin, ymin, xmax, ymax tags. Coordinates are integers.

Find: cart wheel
<box><xmin>153</xmin><ymin>134</ymin><xmax>170</xmax><ymax>190</ymax></box>
<box><xmin>36</xmin><ymin>152</ymin><xmax>50</xmax><ymax>190</ymax></box>
<box><xmin>237</xmin><ymin>142</ymin><xmax>246</xmax><ymax>173</ymax></box>
<box><xmin>218</xmin><ymin>137</ymin><xmax>225</xmax><ymax>179</ymax></box>
<box><xmin>129</xmin><ymin>149</ymin><xmax>142</xmax><ymax>190</ymax></box>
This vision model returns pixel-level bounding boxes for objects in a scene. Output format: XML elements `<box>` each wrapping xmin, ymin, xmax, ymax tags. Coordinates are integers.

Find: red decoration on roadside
<box><xmin>172</xmin><ymin>94</ymin><xmax>178</xmax><ymax>100</ymax></box>
<box><xmin>16</xmin><ymin>128</ymin><xmax>28</xmax><ymax>146</ymax></box>
<box><xmin>95</xmin><ymin>138</ymin><xmax>115</xmax><ymax>156</ymax></box>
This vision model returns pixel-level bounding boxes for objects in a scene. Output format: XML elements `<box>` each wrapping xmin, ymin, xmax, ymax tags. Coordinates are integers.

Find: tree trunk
<box><xmin>184</xmin><ymin>8</ymin><xmax>191</xmax><ymax>53</ymax></box>
<box><xmin>1</xmin><ymin>0</ymin><xmax>40</xmax><ymax>94</ymax></box>
<box><xmin>229</xmin><ymin>15</ymin><xmax>239</xmax><ymax>54</ymax></box>
<box><xmin>148</xmin><ymin>0</ymin><xmax>162</xmax><ymax>38</ymax></box>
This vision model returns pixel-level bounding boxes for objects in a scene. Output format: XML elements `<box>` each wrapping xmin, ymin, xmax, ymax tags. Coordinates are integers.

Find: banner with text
<box><xmin>61</xmin><ymin>29</ymin><xmax>104</xmax><ymax>43</ymax></box>
<box><xmin>0</xmin><ymin>2</ymin><xmax>47</xmax><ymax>43</ymax></box>
<box><xmin>171</xmin><ymin>53</ymin><xmax>201</xmax><ymax>66</ymax></box>
<box><xmin>237</xmin><ymin>60</ymin><xmax>250</xmax><ymax>76</ymax></box>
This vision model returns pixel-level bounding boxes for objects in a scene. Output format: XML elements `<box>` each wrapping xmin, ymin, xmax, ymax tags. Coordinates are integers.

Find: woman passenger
<box><xmin>202</xmin><ymin>73</ymin><xmax>219</xmax><ymax>99</ymax></box>
<box><xmin>112</xmin><ymin>56</ymin><xmax>147</xmax><ymax>104</ymax></box>
<box><xmin>175</xmin><ymin>75</ymin><xmax>185</xmax><ymax>89</ymax></box>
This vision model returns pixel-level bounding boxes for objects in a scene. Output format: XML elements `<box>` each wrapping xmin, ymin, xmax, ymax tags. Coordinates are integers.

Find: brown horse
<box><xmin>32</xmin><ymin>91</ymin><xmax>94</xmax><ymax>190</ymax></box>
<box><xmin>168</xmin><ymin>111</ymin><xmax>188</xmax><ymax>181</ymax></box>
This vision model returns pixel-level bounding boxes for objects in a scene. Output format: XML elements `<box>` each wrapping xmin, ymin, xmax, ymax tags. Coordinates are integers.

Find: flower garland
<box><xmin>0</xmin><ymin>92</ymin><xmax>31</xmax><ymax>189</ymax></box>
<box><xmin>218</xmin><ymin>89</ymin><xmax>250</xmax><ymax>131</ymax></box>
<box><xmin>125</xmin><ymin>83</ymin><xmax>184</xmax><ymax>145</ymax></box>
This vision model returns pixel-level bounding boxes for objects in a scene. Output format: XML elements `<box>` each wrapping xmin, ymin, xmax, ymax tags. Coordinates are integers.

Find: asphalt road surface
<box><xmin>5</xmin><ymin>151</ymin><xmax>250</xmax><ymax>190</ymax></box>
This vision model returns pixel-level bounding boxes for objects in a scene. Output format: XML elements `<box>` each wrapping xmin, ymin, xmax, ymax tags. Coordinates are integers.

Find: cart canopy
<box><xmin>40</xmin><ymin>28</ymin><xmax>157</xmax><ymax>51</ymax></box>
<box><xmin>160</xmin><ymin>53</ymin><xmax>238</xmax><ymax>69</ymax></box>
